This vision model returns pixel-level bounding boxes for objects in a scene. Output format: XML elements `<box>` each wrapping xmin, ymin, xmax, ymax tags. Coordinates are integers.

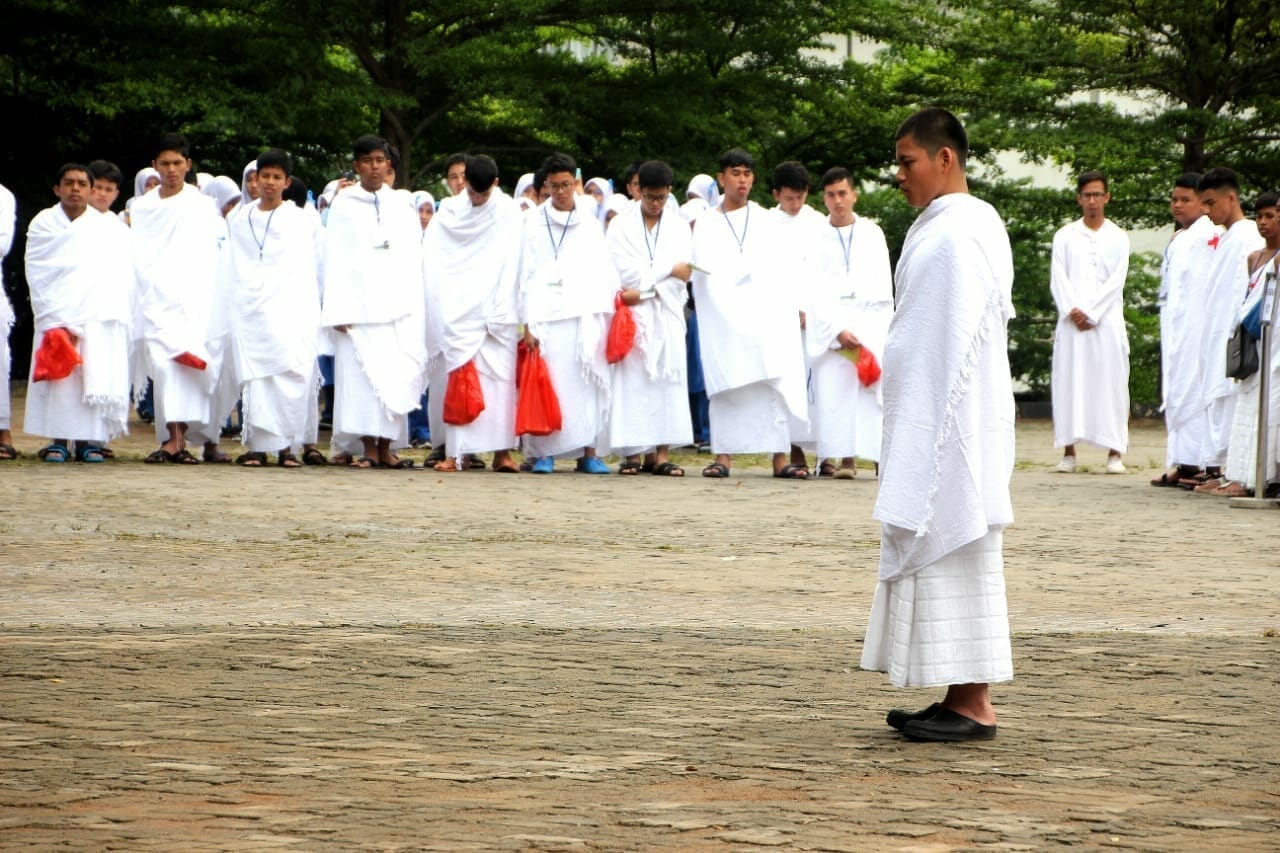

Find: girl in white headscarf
<box><xmin>122</xmin><ymin>168</ymin><xmax>160</xmax><ymax>224</ymax></box>
<box><xmin>680</xmin><ymin>173</ymin><xmax>720</xmax><ymax>222</ymax></box>
<box><xmin>201</xmin><ymin>175</ymin><xmax>242</xmax><ymax>217</ymax></box>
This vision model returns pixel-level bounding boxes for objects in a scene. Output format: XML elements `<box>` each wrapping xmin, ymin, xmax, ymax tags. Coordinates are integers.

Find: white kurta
<box><xmin>0</xmin><ymin>184</ymin><xmax>18</xmax><ymax>431</ymax></box>
<box><xmin>1199</xmin><ymin>219</ymin><xmax>1264</xmax><ymax>466</ymax></box>
<box><xmin>771</xmin><ymin>205</ymin><xmax>826</xmax><ymax>447</ymax></box>
<box><xmin>519</xmin><ymin>196</ymin><xmax>619</xmax><ymax>458</ymax></box>
<box><xmin>1050</xmin><ymin>218</ymin><xmax>1130</xmax><ymax>453</ymax></box>
<box><xmin>423</xmin><ymin>190</ymin><xmax>523</xmax><ymax>456</ymax></box>
<box><xmin>320</xmin><ymin>185</ymin><xmax>427</xmax><ymax>446</ymax></box>
<box><xmin>1224</xmin><ymin>255</ymin><xmax>1280</xmax><ymax>488</ymax></box>
<box><xmin>131</xmin><ymin>184</ymin><xmax>228</xmax><ymax>438</ymax></box>
<box><xmin>806</xmin><ymin>214</ymin><xmax>893</xmax><ymax>460</ymax></box>
<box><xmin>24</xmin><ymin>205</ymin><xmax>134</xmax><ymax>442</ymax></box>
<box><xmin>690</xmin><ymin>202</ymin><xmax>807</xmax><ymax>454</ymax></box>
<box><xmin>228</xmin><ymin>200</ymin><xmax>323</xmax><ymax>453</ymax></box>
<box><xmin>604</xmin><ymin>202</ymin><xmax>693</xmax><ymax>455</ymax></box>
<box><xmin>1160</xmin><ymin>216</ymin><xmax>1218</xmax><ymax>467</ymax></box>
<box><xmin>862</xmin><ymin>192</ymin><xmax>1016</xmax><ymax>687</ymax></box>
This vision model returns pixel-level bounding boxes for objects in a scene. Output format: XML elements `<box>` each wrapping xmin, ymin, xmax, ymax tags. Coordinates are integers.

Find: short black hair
<box><xmin>256</xmin><ymin>148</ymin><xmax>293</xmax><ymax>177</ymax></box>
<box><xmin>154</xmin><ymin>132</ymin><xmax>190</xmax><ymax>160</ymax></box>
<box><xmin>56</xmin><ymin>163</ymin><xmax>91</xmax><ymax>184</ymax></box>
<box><xmin>1198</xmin><ymin>167</ymin><xmax>1239</xmax><ymax>193</ymax></box>
<box><xmin>283</xmin><ymin>175</ymin><xmax>308</xmax><ymax>207</ymax></box>
<box><xmin>895</xmin><ymin>107</ymin><xmax>968</xmax><ymax>167</ymax></box>
<box><xmin>1077</xmin><ymin>170</ymin><xmax>1107</xmax><ymax>192</ymax></box>
<box><xmin>353</xmin><ymin>134</ymin><xmax>389</xmax><ymax>159</ymax></box>
<box><xmin>771</xmin><ymin>160</ymin><xmax>810</xmax><ymax>192</ymax></box>
<box><xmin>445</xmin><ymin>152</ymin><xmax>468</xmax><ymax>171</ymax></box>
<box><xmin>1254</xmin><ymin>191</ymin><xmax>1279</xmax><ymax>212</ymax></box>
<box><xmin>87</xmin><ymin>159</ymin><xmax>124</xmax><ymax>187</ymax></box>
<box><xmin>387</xmin><ymin>145</ymin><xmax>401</xmax><ymax>173</ymax></box>
<box><xmin>1174</xmin><ymin>172</ymin><xmax>1202</xmax><ymax>191</ymax></box>
<box><xmin>532</xmin><ymin>167</ymin><xmax>547</xmax><ymax>193</ymax></box>
<box><xmin>541</xmin><ymin>152</ymin><xmax>576</xmax><ymax>178</ymax></box>
<box><xmin>465</xmin><ymin>154</ymin><xmax>499</xmax><ymax>193</ymax></box>
<box><xmin>636</xmin><ymin>160</ymin><xmax>674</xmax><ymax>191</ymax></box>
<box><xmin>820</xmin><ymin>166</ymin><xmax>853</xmax><ymax>189</ymax></box>
<box><xmin>719</xmin><ymin>148</ymin><xmax>755</xmax><ymax>171</ymax></box>
<box><xmin>623</xmin><ymin>162</ymin><xmax>640</xmax><ymax>184</ymax></box>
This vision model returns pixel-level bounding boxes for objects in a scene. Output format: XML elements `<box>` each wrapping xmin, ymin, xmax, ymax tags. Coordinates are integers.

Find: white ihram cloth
<box><xmin>131</xmin><ymin>184</ymin><xmax>229</xmax><ymax>436</ymax></box>
<box><xmin>1049</xmin><ymin>218</ymin><xmax>1131</xmax><ymax>453</ymax></box>
<box><xmin>0</xmin><ymin>183</ymin><xmax>16</xmax><ymax>430</ymax></box>
<box><xmin>320</xmin><ymin>185</ymin><xmax>427</xmax><ymax>445</ymax></box>
<box><xmin>806</xmin><ymin>215</ymin><xmax>893</xmax><ymax>460</ymax></box>
<box><xmin>423</xmin><ymin>190</ymin><xmax>523</xmax><ymax>456</ymax></box>
<box><xmin>605</xmin><ymin>202</ymin><xmax>693</xmax><ymax>455</ymax></box>
<box><xmin>862</xmin><ymin>193</ymin><xmax>1015</xmax><ymax>687</ymax></box>
<box><xmin>519</xmin><ymin>196</ymin><xmax>619</xmax><ymax>458</ymax></box>
<box><xmin>691</xmin><ymin>202</ymin><xmax>807</xmax><ymax>454</ymax></box>
<box><xmin>1224</xmin><ymin>256</ymin><xmax>1280</xmax><ymax>489</ymax></box>
<box><xmin>1159</xmin><ymin>216</ymin><xmax>1218</xmax><ymax>467</ymax></box>
<box><xmin>228</xmin><ymin>200</ymin><xmax>323</xmax><ymax>453</ymax></box>
<box><xmin>23</xmin><ymin>205</ymin><xmax>133</xmax><ymax>441</ymax></box>
<box><xmin>1199</xmin><ymin>218</ymin><xmax>1264</xmax><ymax>465</ymax></box>
<box><xmin>771</xmin><ymin>205</ymin><xmax>826</xmax><ymax>447</ymax></box>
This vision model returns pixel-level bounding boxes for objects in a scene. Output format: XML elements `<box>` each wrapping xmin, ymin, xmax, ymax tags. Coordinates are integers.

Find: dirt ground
<box><xmin>1</xmin><ymin>392</ymin><xmax>1278</xmax><ymax>850</ymax></box>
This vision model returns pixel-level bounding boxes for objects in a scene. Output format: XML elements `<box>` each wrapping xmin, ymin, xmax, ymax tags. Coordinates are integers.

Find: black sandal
<box><xmin>774</xmin><ymin>464</ymin><xmax>809</xmax><ymax>479</ymax></box>
<box><xmin>702</xmin><ymin>462</ymin><xmax>730</xmax><ymax>478</ymax></box>
<box><xmin>236</xmin><ymin>452</ymin><xmax>268</xmax><ymax>467</ymax></box>
<box><xmin>618</xmin><ymin>460</ymin><xmax>642</xmax><ymax>475</ymax></box>
<box><xmin>172</xmin><ymin>448</ymin><xmax>201</xmax><ymax>465</ymax></box>
<box><xmin>278</xmin><ymin>450</ymin><xmax>301</xmax><ymax>468</ymax></box>
<box><xmin>301</xmin><ymin>447</ymin><xmax>328</xmax><ymax>466</ymax></box>
<box><xmin>652</xmin><ymin>461</ymin><xmax>684</xmax><ymax>477</ymax></box>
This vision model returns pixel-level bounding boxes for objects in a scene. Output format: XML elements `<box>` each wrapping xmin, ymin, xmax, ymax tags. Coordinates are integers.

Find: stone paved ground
<box><xmin>1</xmin><ymin>409</ymin><xmax>1278</xmax><ymax>850</ymax></box>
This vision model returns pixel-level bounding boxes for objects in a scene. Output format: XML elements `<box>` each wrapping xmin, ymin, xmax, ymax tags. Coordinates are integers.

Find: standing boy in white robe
<box><xmin>320</xmin><ymin>134</ymin><xmax>427</xmax><ymax>469</ymax></box>
<box><xmin>24</xmin><ymin>163</ymin><xmax>133</xmax><ymax>462</ymax></box>
<box><xmin>690</xmin><ymin>148</ymin><xmax>808</xmax><ymax>479</ymax></box>
<box><xmin>227</xmin><ymin>149</ymin><xmax>322</xmax><ymax>467</ymax></box>
<box><xmin>605</xmin><ymin>159</ymin><xmax>694</xmax><ymax>476</ymax></box>
<box><xmin>132</xmin><ymin>133</ymin><xmax>231</xmax><ymax>465</ymax></box>
<box><xmin>769</xmin><ymin>160</ymin><xmax>826</xmax><ymax>478</ymax></box>
<box><xmin>861</xmin><ymin>108</ymin><xmax>1016</xmax><ymax>743</ymax></box>
<box><xmin>422</xmin><ymin>154</ymin><xmax>522</xmax><ymax>473</ymax></box>
<box><xmin>806</xmin><ymin>166</ymin><xmax>893</xmax><ymax>478</ymax></box>
<box><xmin>1194</xmin><ymin>167</ymin><xmax>1264</xmax><ymax>488</ymax></box>
<box><xmin>1050</xmin><ymin>171</ymin><xmax>1131</xmax><ymax>474</ymax></box>
<box><xmin>518</xmin><ymin>153</ymin><xmax>619</xmax><ymax>474</ymax></box>
<box><xmin>0</xmin><ymin>182</ymin><xmax>15</xmax><ymax>461</ymax></box>
<box><xmin>1152</xmin><ymin>173</ymin><xmax>1217</xmax><ymax>487</ymax></box>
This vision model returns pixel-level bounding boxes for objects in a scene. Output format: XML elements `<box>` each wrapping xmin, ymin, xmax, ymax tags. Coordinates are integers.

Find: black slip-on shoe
<box><xmin>902</xmin><ymin>709</ymin><xmax>997</xmax><ymax>742</ymax></box>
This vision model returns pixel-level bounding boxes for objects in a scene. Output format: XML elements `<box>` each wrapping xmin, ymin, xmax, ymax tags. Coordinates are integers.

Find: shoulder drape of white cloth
<box><xmin>132</xmin><ymin>184</ymin><xmax>227</xmax><ymax>364</ymax></box>
<box><xmin>806</xmin><ymin>214</ymin><xmax>894</xmax><ymax>364</ymax></box>
<box><xmin>228</xmin><ymin>201</ymin><xmax>322</xmax><ymax>382</ymax></box>
<box><xmin>689</xmin><ymin>201</ymin><xmax>807</xmax><ymax>421</ymax></box>
<box><xmin>423</xmin><ymin>190</ymin><xmax>523</xmax><ymax>374</ymax></box>
<box><xmin>1161</xmin><ymin>216</ymin><xmax>1218</xmax><ymax>427</ymax></box>
<box><xmin>519</xmin><ymin>195</ymin><xmax>618</xmax><ymax>325</ymax></box>
<box><xmin>605</xmin><ymin>202</ymin><xmax>691</xmax><ymax>382</ymax></box>
<box><xmin>874</xmin><ymin>193</ymin><xmax>1016</xmax><ymax>582</ymax></box>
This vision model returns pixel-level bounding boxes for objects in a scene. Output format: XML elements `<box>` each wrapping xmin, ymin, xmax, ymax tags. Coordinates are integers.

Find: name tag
<box><xmin>840</xmin><ymin>291</ymin><xmax>858</xmax><ymax>302</ymax></box>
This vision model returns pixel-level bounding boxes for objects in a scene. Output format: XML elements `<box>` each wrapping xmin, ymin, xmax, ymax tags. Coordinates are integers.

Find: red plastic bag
<box><xmin>856</xmin><ymin>346</ymin><xmax>881</xmax><ymax>387</ymax></box>
<box><xmin>31</xmin><ymin>328</ymin><xmax>82</xmax><ymax>382</ymax></box>
<box><xmin>174</xmin><ymin>351</ymin><xmax>208</xmax><ymax>371</ymax></box>
<box><xmin>605</xmin><ymin>292</ymin><xmax>636</xmax><ymax>364</ymax></box>
<box><xmin>515</xmin><ymin>342</ymin><xmax>562</xmax><ymax>436</ymax></box>
<box><xmin>443</xmin><ymin>360</ymin><xmax>486</xmax><ymax>425</ymax></box>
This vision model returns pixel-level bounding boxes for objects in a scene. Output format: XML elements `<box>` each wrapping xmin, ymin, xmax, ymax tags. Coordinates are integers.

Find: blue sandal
<box><xmin>75</xmin><ymin>444</ymin><xmax>106</xmax><ymax>463</ymax></box>
<box><xmin>38</xmin><ymin>444</ymin><xmax>70</xmax><ymax>463</ymax></box>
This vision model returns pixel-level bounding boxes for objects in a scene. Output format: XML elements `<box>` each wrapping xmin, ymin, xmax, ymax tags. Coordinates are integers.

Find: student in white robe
<box><xmin>1213</xmin><ymin>192</ymin><xmax>1280</xmax><ymax>497</ymax></box>
<box><xmin>518</xmin><ymin>152</ymin><xmax>619</xmax><ymax>474</ymax></box>
<box><xmin>690</xmin><ymin>147</ymin><xmax>808</xmax><ymax>479</ymax></box>
<box><xmin>320</xmin><ymin>133</ymin><xmax>427</xmax><ymax>469</ymax></box>
<box><xmin>226</xmin><ymin>149</ymin><xmax>322</xmax><ymax>467</ymax></box>
<box><xmin>1049</xmin><ymin>171</ymin><xmax>1131</xmax><ymax>474</ymax></box>
<box><xmin>132</xmin><ymin>133</ymin><xmax>232</xmax><ymax>465</ymax></box>
<box><xmin>806</xmin><ymin>166</ymin><xmax>893</xmax><ymax>478</ymax></box>
<box><xmin>1194</xmin><ymin>167</ymin><xmax>1264</xmax><ymax>487</ymax></box>
<box><xmin>422</xmin><ymin>154</ymin><xmax>522</xmax><ymax>473</ymax></box>
<box><xmin>605</xmin><ymin>160</ymin><xmax>694</xmax><ymax>476</ymax></box>
<box><xmin>0</xmin><ymin>182</ymin><xmax>15</xmax><ymax>460</ymax></box>
<box><xmin>861</xmin><ymin>108</ymin><xmax>1016</xmax><ymax>743</ymax></box>
<box><xmin>24</xmin><ymin>163</ymin><xmax>133</xmax><ymax>462</ymax></box>
<box><xmin>769</xmin><ymin>160</ymin><xmax>826</xmax><ymax>477</ymax></box>
<box><xmin>1152</xmin><ymin>173</ymin><xmax>1217</xmax><ymax>487</ymax></box>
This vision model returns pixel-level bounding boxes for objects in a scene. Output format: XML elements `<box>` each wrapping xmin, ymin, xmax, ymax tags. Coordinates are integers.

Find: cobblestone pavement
<box><xmin>1</xmin><ymin>415</ymin><xmax>1277</xmax><ymax>850</ymax></box>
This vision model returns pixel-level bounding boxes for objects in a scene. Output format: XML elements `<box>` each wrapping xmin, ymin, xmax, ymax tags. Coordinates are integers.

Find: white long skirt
<box><xmin>242</xmin><ymin>364</ymin><xmax>319</xmax><ymax>454</ymax></box>
<box><xmin>150</xmin><ymin>352</ymin><xmax>215</xmax><ymax>442</ymax></box>
<box><xmin>523</xmin><ymin>318</ymin><xmax>607</xmax><ymax>459</ymax></box>
<box><xmin>1202</xmin><ymin>394</ymin><xmax>1236</xmax><ymax>468</ymax></box>
<box><xmin>709</xmin><ymin>381</ymin><xmax>790</xmax><ymax>455</ymax></box>
<box><xmin>1051</xmin><ymin>320</ymin><xmax>1130</xmax><ymax>453</ymax></box>
<box><xmin>24</xmin><ymin>365</ymin><xmax>110</xmax><ymax>443</ymax></box>
<box><xmin>861</xmin><ymin>529</ymin><xmax>1013</xmax><ymax>689</ymax></box>
<box><xmin>445</xmin><ymin>339</ymin><xmax>517</xmax><ymax>457</ymax></box>
<box><xmin>0</xmin><ymin>316</ymin><xmax>10</xmax><ymax>431</ymax></box>
<box><xmin>810</xmin><ymin>350</ymin><xmax>882</xmax><ymax>461</ymax></box>
<box><xmin>332</xmin><ymin>333</ymin><xmax>408</xmax><ymax>446</ymax></box>
<box><xmin>607</xmin><ymin>349</ymin><xmax>692</xmax><ymax>456</ymax></box>
<box><xmin>1224</xmin><ymin>375</ymin><xmax>1280</xmax><ymax>488</ymax></box>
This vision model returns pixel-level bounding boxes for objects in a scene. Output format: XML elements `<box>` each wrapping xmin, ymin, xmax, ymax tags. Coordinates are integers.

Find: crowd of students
<box><xmin>0</xmin><ymin>132</ymin><xmax>893</xmax><ymax>477</ymax></box>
